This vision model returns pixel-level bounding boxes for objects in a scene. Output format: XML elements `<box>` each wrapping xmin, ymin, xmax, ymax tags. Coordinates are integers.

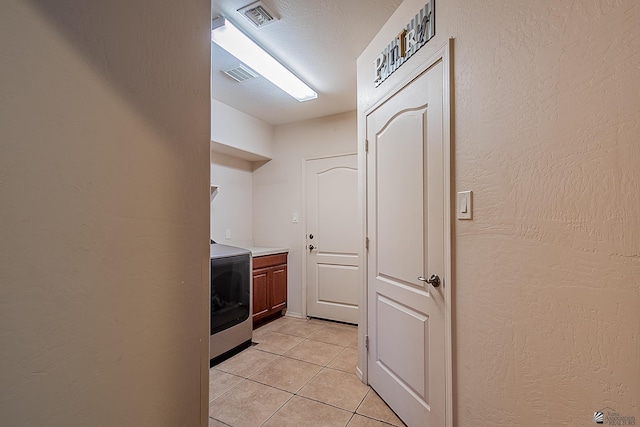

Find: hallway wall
<box><xmin>0</xmin><ymin>0</ymin><xmax>211</xmax><ymax>425</ymax></box>
<box><xmin>358</xmin><ymin>0</ymin><xmax>640</xmax><ymax>425</ymax></box>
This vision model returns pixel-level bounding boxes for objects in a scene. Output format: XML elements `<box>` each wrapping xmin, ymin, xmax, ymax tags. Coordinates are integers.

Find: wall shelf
<box><xmin>210</xmin><ymin>185</ymin><xmax>220</xmax><ymax>202</ymax></box>
<box><xmin>211</xmin><ymin>140</ymin><xmax>272</xmax><ymax>162</ymax></box>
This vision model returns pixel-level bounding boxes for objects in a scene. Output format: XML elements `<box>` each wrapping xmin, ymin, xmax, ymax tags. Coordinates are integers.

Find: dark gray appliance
<box><xmin>210</xmin><ymin>243</ymin><xmax>252</xmax><ymax>361</ymax></box>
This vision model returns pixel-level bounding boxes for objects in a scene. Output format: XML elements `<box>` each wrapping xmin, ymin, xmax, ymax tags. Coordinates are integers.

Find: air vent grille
<box><xmin>237</xmin><ymin>1</ymin><xmax>278</xmax><ymax>28</ymax></box>
<box><xmin>223</xmin><ymin>65</ymin><xmax>258</xmax><ymax>82</ymax></box>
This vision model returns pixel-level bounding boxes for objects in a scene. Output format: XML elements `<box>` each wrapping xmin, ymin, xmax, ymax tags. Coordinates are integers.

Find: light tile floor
<box><xmin>209</xmin><ymin>316</ymin><xmax>406</xmax><ymax>427</ymax></box>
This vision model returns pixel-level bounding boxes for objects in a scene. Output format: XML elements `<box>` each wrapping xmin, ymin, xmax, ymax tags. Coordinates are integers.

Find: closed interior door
<box><xmin>366</xmin><ymin>59</ymin><xmax>447</xmax><ymax>426</ymax></box>
<box><xmin>306</xmin><ymin>154</ymin><xmax>359</xmax><ymax>324</ymax></box>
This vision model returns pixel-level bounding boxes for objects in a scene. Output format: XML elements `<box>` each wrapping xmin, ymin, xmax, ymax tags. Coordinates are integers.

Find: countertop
<box><xmin>241</xmin><ymin>246</ymin><xmax>289</xmax><ymax>257</ymax></box>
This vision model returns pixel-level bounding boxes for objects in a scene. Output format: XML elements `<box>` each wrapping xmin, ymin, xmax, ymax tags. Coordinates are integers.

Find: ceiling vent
<box><xmin>237</xmin><ymin>1</ymin><xmax>279</xmax><ymax>28</ymax></box>
<box><xmin>222</xmin><ymin>64</ymin><xmax>258</xmax><ymax>82</ymax></box>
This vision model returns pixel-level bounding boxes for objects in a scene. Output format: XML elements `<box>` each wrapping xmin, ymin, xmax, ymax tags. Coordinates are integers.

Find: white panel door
<box><xmin>306</xmin><ymin>154</ymin><xmax>359</xmax><ymax>324</ymax></box>
<box><xmin>367</xmin><ymin>59</ymin><xmax>447</xmax><ymax>426</ymax></box>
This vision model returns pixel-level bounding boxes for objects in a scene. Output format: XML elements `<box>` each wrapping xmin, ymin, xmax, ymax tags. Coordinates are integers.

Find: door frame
<box><xmin>358</xmin><ymin>39</ymin><xmax>454</xmax><ymax>426</ymax></box>
<box><xmin>301</xmin><ymin>152</ymin><xmax>358</xmax><ymax>320</ymax></box>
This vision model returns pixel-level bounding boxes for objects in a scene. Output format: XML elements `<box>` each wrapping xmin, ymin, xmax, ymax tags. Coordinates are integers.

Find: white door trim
<box><xmin>301</xmin><ymin>152</ymin><xmax>358</xmax><ymax>320</ymax></box>
<box><xmin>358</xmin><ymin>39</ymin><xmax>454</xmax><ymax>426</ymax></box>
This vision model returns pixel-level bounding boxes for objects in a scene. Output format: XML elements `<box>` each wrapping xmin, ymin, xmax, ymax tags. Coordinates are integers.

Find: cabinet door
<box><xmin>253</xmin><ymin>268</ymin><xmax>269</xmax><ymax>320</ymax></box>
<box><xmin>270</xmin><ymin>265</ymin><xmax>287</xmax><ymax>312</ymax></box>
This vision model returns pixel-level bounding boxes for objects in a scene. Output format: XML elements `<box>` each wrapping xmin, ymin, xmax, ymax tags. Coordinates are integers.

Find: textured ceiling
<box><xmin>211</xmin><ymin>0</ymin><xmax>402</xmax><ymax>125</ymax></box>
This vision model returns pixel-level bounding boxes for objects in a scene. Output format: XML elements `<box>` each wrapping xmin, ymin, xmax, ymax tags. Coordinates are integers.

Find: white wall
<box><xmin>211</xmin><ymin>150</ymin><xmax>254</xmax><ymax>248</ymax></box>
<box><xmin>358</xmin><ymin>0</ymin><xmax>640</xmax><ymax>425</ymax></box>
<box><xmin>211</xmin><ymin>98</ymin><xmax>274</xmax><ymax>161</ymax></box>
<box><xmin>0</xmin><ymin>0</ymin><xmax>210</xmax><ymax>425</ymax></box>
<box><xmin>253</xmin><ymin>111</ymin><xmax>357</xmax><ymax>317</ymax></box>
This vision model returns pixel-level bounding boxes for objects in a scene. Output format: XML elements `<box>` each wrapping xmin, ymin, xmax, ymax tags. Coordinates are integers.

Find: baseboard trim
<box><xmin>284</xmin><ymin>312</ymin><xmax>304</xmax><ymax>319</ymax></box>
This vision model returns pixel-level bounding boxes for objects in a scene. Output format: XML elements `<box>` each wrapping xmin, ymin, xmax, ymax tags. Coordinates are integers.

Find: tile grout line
<box><xmin>256</xmin><ymin>391</ymin><xmax>295</xmax><ymax>427</ymax></box>
<box><xmin>251</xmin><ymin>319</ymin><xmax>335</xmax><ymax>426</ymax></box>
<box><xmin>353</xmin><ymin>412</ymin><xmax>405</xmax><ymax>427</ymax></box>
<box><xmin>345</xmin><ymin>412</ymin><xmax>357</xmax><ymax>427</ymax></box>
<box><xmin>211</xmin><ymin>317</ymin><xmax>368</xmax><ymax>426</ymax></box>
<box><xmin>208</xmin><ymin>415</ymin><xmax>232</xmax><ymax>426</ymax></box>
<box><xmin>354</xmin><ymin>388</ymin><xmax>407</xmax><ymax>427</ymax></box>
<box><xmin>208</xmin><ymin>371</ymin><xmax>246</xmax><ymax>405</ymax></box>
<box><xmin>243</xmin><ymin>336</ymin><xmax>366</xmax><ymax>421</ymax></box>
<box><xmin>288</xmin><ymin>364</ymin><xmax>371</xmax><ymax>415</ymax></box>
<box><xmin>354</xmin><ymin>388</ymin><xmax>371</xmax><ymax>417</ymax></box>
<box><xmin>244</xmin><ymin>346</ymin><xmax>335</xmax><ymax>395</ymax></box>
<box><xmin>253</xmin><ymin>338</ymin><xmax>347</xmax><ymax>368</ymax></box>
<box><xmin>287</xmin><ymin>393</ymin><xmax>362</xmax><ymax>415</ymax></box>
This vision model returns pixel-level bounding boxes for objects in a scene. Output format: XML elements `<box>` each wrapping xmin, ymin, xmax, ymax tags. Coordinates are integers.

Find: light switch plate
<box><xmin>292</xmin><ymin>212</ymin><xmax>299</xmax><ymax>223</ymax></box>
<box><xmin>457</xmin><ymin>191</ymin><xmax>472</xmax><ymax>220</ymax></box>
<box><xmin>225</xmin><ymin>228</ymin><xmax>231</xmax><ymax>239</ymax></box>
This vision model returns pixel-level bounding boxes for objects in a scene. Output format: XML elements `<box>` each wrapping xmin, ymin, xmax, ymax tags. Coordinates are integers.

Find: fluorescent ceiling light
<box><xmin>212</xmin><ymin>17</ymin><xmax>317</xmax><ymax>102</ymax></box>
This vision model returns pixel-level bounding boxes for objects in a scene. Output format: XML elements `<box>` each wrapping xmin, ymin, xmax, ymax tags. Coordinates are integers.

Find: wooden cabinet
<box><xmin>252</xmin><ymin>253</ymin><xmax>287</xmax><ymax>325</ymax></box>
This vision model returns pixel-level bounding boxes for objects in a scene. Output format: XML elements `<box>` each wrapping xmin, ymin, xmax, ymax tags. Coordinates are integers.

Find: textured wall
<box><xmin>253</xmin><ymin>111</ymin><xmax>357</xmax><ymax>317</ymax></box>
<box><xmin>211</xmin><ymin>99</ymin><xmax>275</xmax><ymax>160</ymax></box>
<box><xmin>0</xmin><ymin>0</ymin><xmax>211</xmax><ymax>425</ymax></box>
<box><xmin>358</xmin><ymin>0</ymin><xmax>639</xmax><ymax>425</ymax></box>
<box><xmin>211</xmin><ymin>151</ymin><xmax>254</xmax><ymax>247</ymax></box>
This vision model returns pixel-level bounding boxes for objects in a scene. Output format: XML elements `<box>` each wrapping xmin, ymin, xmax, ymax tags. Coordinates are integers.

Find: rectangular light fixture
<box><xmin>212</xmin><ymin>17</ymin><xmax>318</xmax><ymax>102</ymax></box>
